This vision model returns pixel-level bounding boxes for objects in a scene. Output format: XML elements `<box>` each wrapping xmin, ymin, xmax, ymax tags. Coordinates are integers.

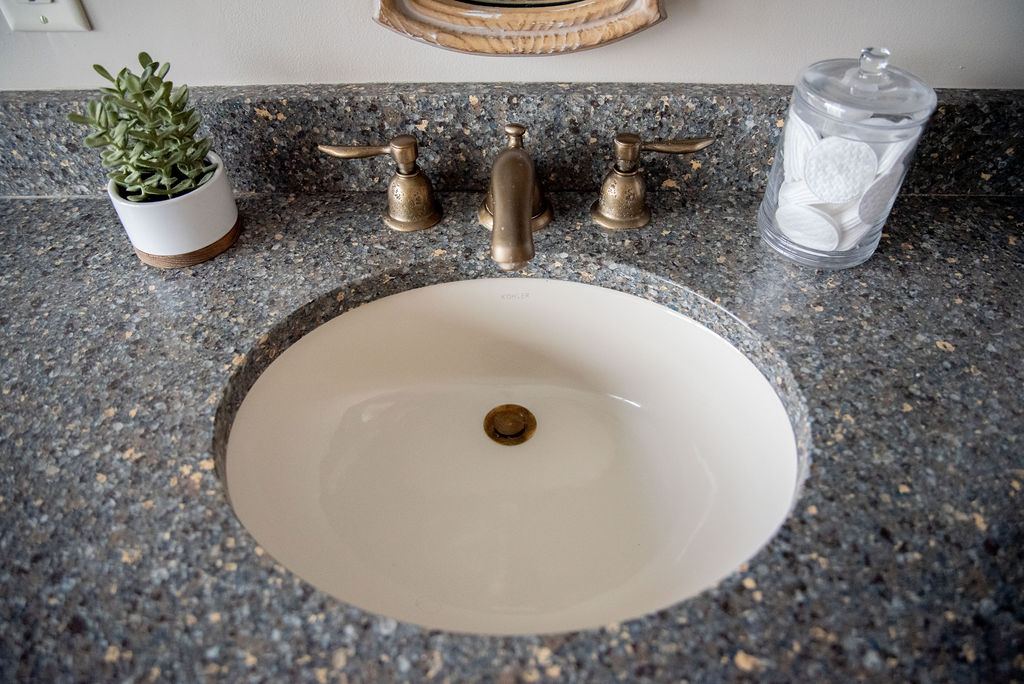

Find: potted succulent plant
<box><xmin>68</xmin><ymin>52</ymin><xmax>240</xmax><ymax>268</ymax></box>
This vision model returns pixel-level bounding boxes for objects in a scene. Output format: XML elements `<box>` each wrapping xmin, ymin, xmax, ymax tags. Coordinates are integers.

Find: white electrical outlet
<box><xmin>0</xmin><ymin>0</ymin><xmax>91</xmax><ymax>31</ymax></box>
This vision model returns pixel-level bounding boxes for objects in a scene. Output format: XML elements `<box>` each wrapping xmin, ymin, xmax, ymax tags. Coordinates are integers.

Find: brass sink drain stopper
<box><xmin>484</xmin><ymin>404</ymin><xmax>537</xmax><ymax>446</ymax></box>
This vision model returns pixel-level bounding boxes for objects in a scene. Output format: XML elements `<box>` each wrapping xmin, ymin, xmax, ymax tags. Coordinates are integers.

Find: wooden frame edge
<box><xmin>377</xmin><ymin>0</ymin><xmax>665</xmax><ymax>56</ymax></box>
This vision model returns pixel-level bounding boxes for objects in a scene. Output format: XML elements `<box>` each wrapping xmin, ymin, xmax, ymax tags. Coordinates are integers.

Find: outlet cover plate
<box><xmin>0</xmin><ymin>0</ymin><xmax>91</xmax><ymax>31</ymax></box>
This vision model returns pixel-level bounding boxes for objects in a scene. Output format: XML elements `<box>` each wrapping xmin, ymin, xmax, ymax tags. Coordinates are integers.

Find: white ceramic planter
<box><xmin>107</xmin><ymin>151</ymin><xmax>240</xmax><ymax>268</ymax></box>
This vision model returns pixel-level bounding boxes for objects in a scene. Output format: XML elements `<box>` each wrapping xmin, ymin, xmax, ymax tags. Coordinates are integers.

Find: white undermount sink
<box><xmin>226</xmin><ymin>278</ymin><xmax>801</xmax><ymax>635</ymax></box>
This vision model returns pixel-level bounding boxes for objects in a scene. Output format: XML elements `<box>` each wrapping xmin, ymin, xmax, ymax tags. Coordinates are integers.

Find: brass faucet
<box><xmin>318</xmin><ymin>134</ymin><xmax>442</xmax><ymax>232</ymax></box>
<box><xmin>591</xmin><ymin>132</ymin><xmax>714</xmax><ymax>230</ymax></box>
<box><xmin>478</xmin><ymin>124</ymin><xmax>552</xmax><ymax>271</ymax></box>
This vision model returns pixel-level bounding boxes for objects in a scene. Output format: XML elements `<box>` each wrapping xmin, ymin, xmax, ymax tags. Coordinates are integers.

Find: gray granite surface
<box><xmin>1</xmin><ymin>84</ymin><xmax>1021</xmax><ymax>199</ymax></box>
<box><xmin>1</xmin><ymin>185</ymin><xmax>1022</xmax><ymax>682</ymax></box>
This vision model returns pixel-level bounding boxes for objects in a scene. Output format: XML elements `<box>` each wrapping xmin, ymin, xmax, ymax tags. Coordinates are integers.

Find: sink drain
<box><xmin>484</xmin><ymin>404</ymin><xmax>537</xmax><ymax>446</ymax></box>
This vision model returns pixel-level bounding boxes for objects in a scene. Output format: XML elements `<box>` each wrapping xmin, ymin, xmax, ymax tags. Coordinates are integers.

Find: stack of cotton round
<box><xmin>773</xmin><ymin>120</ymin><xmax>913</xmax><ymax>251</ymax></box>
<box><xmin>777</xmin><ymin>179</ymin><xmax>820</xmax><ymax>206</ymax></box>
<box><xmin>858</xmin><ymin>168</ymin><xmax>904</xmax><ymax>225</ymax></box>
<box><xmin>775</xmin><ymin>204</ymin><xmax>840</xmax><ymax>251</ymax></box>
<box><xmin>873</xmin><ymin>135</ymin><xmax>918</xmax><ymax>177</ymax></box>
<box><xmin>782</xmin><ymin>112</ymin><xmax>819</xmax><ymax>181</ymax></box>
<box><xmin>834</xmin><ymin>203</ymin><xmax>873</xmax><ymax>251</ymax></box>
<box><xmin>757</xmin><ymin>48</ymin><xmax>936</xmax><ymax>268</ymax></box>
<box><xmin>804</xmin><ymin>137</ymin><xmax>878</xmax><ymax>204</ymax></box>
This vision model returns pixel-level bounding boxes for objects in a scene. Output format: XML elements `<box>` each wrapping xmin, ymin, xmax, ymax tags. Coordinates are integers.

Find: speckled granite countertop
<box><xmin>1</xmin><ymin>187</ymin><xmax>1021</xmax><ymax>682</ymax></box>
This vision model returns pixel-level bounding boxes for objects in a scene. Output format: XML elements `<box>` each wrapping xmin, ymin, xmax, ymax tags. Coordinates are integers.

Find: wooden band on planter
<box><xmin>134</xmin><ymin>217</ymin><xmax>242</xmax><ymax>268</ymax></box>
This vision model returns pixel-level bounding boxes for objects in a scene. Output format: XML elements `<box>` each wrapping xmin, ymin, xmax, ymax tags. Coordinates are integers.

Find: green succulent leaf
<box><xmin>138</xmin><ymin>52</ymin><xmax>153</xmax><ymax>68</ymax></box>
<box><xmin>132</xmin><ymin>129</ymin><xmax>159</xmax><ymax>145</ymax></box>
<box><xmin>126</xmin><ymin>73</ymin><xmax>143</xmax><ymax>93</ymax></box>
<box><xmin>83</xmin><ymin>132</ymin><xmax>112</xmax><ymax>148</ymax></box>
<box><xmin>102</xmin><ymin>150</ymin><xmax>126</xmax><ymax>165</ymax></box>
<box><xmin>168</xmin><ymin>178</ymin><xmax>192</xmax><ymax>193</ymax></box>
<box><xmin>133</xmin><ymin>157</ymin><xmax>161</xmax><ymax>171</ymax></box>
<box><xmin>93</xmin><ymin>64</ymin><xmax>115</xmax><ymax>82</ymax></box>
<box><xmin>67</xmin><ymin>112</ymin><xmax>91</xmax><ymax>125</ymax></box>
<box><xmin>149</xmin><ymin>82</ymin><xmax>171</xmax><ymax>108</ymax></box>
<box><xmin>111</xmin><ymin>121</ymin><xmax>128</xmax><ymax>142</ymax></box>
<box><xmin>170</xmin><ymin>85</ymin><xmax>189</xmax><ymax>108</ymax></box>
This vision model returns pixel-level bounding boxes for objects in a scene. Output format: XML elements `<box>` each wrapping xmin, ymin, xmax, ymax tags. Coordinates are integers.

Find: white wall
<box><xmin>1</xmin><ymin>0</ymin><xmax>1022</xmax><ymax>90</ymax></box>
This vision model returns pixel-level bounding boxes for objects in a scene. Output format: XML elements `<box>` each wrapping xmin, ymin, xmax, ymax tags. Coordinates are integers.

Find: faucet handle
<box><xmin>611</xmin><ymin>132</ymin><xmax>715</xmax><ymax>172</ymax></box>
<box><xmin>591</xmin><ymin>131</ymin><xmax>714</xmax><ymax>230</ymax></box>
<box><xmin>318</xmin><ymin>134</ymin><xmax>421</xmax><ymax>175</ymax></box>
<box><xmin>318</xmin><ymin>134</ymin><xmax>441</xmax><ymax>232</ymax></box>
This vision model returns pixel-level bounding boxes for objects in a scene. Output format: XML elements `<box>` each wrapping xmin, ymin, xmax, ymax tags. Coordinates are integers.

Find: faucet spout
<box><xmin>489</xmin><ymin>149</ymin><xmax>536</xmax><ymax>271</ymax></box>
<box><xmin>478</xmin><ymin>124</ymin><xmax>552</xmax><ymax>271</ymax></box>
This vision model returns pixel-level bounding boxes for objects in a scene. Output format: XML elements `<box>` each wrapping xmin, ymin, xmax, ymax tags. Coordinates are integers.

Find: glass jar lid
<box><xmin>797</xmin><ymin>47</ymin><xmax>937</xmax><ymax>125</ymax></box>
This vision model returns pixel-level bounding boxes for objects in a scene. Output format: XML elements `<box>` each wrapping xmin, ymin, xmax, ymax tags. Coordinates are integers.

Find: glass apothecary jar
<box><xmin>758</xmin><ymin>48</ymin><xmax>937</xmax><ymax>268</ymax></box>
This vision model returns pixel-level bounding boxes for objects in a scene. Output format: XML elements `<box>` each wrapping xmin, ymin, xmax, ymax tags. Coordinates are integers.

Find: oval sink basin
<box><xmin>226</xmin><ymin>278</ymin><xmax>802</xmax><ymax>635</ymax></box>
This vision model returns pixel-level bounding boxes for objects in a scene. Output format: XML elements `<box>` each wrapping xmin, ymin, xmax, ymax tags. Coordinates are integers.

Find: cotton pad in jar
<box><xmin>757</xmin><ymin>47</ymin><xmax>936</xmax><ymax>269</ymax></box>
